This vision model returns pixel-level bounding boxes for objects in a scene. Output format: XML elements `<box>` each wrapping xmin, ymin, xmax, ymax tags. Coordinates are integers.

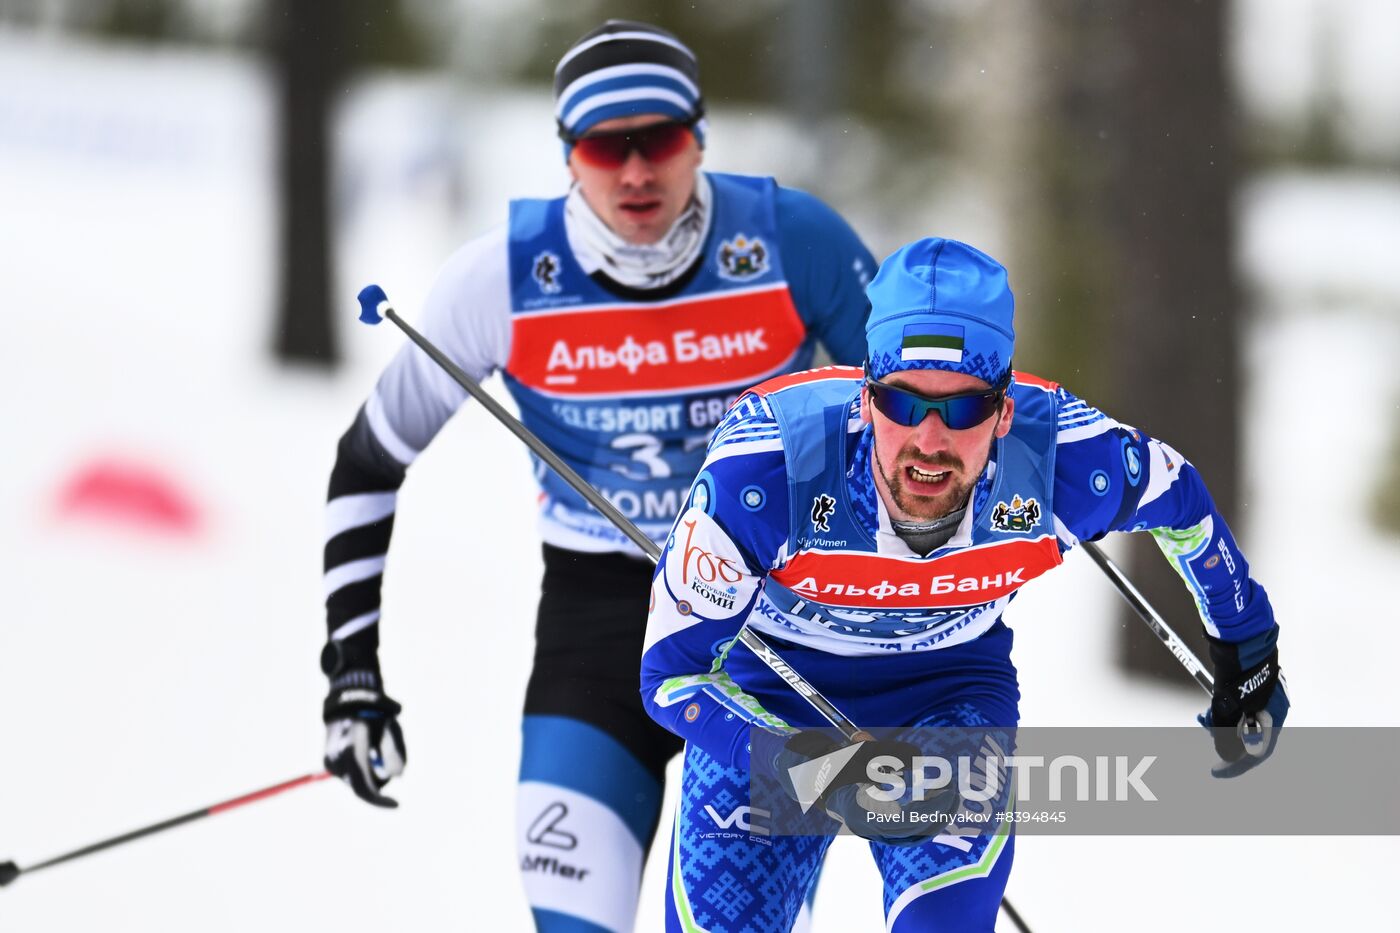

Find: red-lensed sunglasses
<box><xmin>562</xmin><ymin>117</ymin><xmax>699</xmax><ymax>169</ymax></box>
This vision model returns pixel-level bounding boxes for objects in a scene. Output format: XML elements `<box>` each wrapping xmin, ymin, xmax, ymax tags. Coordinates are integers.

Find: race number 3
<box><xmin>610</xmin><ymin>433</ymin><xmax>671</xmax><ymax>480</ymax></box>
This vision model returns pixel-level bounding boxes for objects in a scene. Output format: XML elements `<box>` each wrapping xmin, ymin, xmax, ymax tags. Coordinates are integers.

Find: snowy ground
<box><xmin>2</xmin><ymin>34</ymin><xmax>1398</xmax><ymax>932</ymax></box>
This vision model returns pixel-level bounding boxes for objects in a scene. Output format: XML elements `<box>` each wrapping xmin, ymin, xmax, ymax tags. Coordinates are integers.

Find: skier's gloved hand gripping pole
<box><xmin>0</xmin><ymin>772</ymin><xmax>331</xmax><ymax>889</ymax></box>
<box><xmin>1078</xmin><ymin>541</ymin><xmax>1284</xmax><ymax>776</ymax></box>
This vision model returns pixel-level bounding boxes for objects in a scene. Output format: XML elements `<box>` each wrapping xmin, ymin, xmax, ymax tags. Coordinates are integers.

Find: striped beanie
<box><xmin>554</xmin><ymin>20</ymin><xmax>706</xmax><ymax>151</ymax></box>
<box><xmin>865</xmin><ymin>238</ymin><xmax>1016</xmax><ymax>385</ymax></box>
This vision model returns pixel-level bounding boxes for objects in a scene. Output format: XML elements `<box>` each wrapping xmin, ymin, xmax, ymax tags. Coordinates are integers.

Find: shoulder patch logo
<box><xmin>990</xmin><ymin>494</ymin><xmax>1041</xmax><ymax>533</ymax></box>
<box><xmin>717</xmin><ymin>234</ymin><xmax>769</xmax><ymax>280</ymax></box>
<box><xmin>532</xmin><ymin>250</ymin><xmax>562</xmax><ymax>295</ymax></box>
<box><xmin>810</xmin><ymin>493</ymin><xmax>836</xmax><ymax>533</ymax></box>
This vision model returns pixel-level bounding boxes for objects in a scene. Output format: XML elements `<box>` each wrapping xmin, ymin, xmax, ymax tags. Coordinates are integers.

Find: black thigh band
<box><xmin>523</xmin><ymin>544</ymin><xmax>683</xmax><ymax>781</ymax></box>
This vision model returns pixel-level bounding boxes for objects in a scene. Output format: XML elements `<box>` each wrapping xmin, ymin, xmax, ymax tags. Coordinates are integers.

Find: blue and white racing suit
<box><xmin>641</xmin><ymin>367</ymin><xmax>1277</xmax><ymax>932</ymax></box>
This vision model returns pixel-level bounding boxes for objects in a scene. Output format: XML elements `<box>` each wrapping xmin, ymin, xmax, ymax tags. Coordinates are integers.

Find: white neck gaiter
<box><xmin>564</xmin><ymin>172</ymin><xmax>712</xmax><ymax>290</ymax></box>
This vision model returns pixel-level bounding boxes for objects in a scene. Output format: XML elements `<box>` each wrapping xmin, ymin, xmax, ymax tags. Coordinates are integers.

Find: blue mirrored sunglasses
<box><xmin>864</xmin><ymin>366</ymin><xmax>1011</xmax><ymax>430</ymax></box>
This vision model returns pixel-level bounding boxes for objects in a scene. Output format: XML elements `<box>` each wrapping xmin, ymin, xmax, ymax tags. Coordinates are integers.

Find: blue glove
<box><xmin>1199</xmin><ymin>626</ymin><xmax>1289</xmax><ymax>778</ymax></box>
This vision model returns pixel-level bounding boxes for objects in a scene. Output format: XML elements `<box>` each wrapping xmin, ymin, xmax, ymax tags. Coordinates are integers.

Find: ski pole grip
<box><xmin>357</xmin><ymin>284</ymin><xmax>390</xmax><ymax>325</ymax></box>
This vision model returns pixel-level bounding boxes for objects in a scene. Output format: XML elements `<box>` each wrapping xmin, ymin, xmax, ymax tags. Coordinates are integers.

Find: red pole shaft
<box><xmin>208</xmin><ymin>771</ymin><xmax>332</xmax><ymax>815</ymax></box>
<box><xmin>4</xmin><ymin>770</ymin><xmax>333</xmax><ymax>884</ymax></box>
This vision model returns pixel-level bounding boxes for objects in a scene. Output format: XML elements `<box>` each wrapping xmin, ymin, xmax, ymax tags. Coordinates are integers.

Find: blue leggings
<box><xmin>660</xmin><ymin>639</ymin><xmax>1022</xmax><ymax>933</ymax></box>
<box><xmin>663</xmin><ymin>738</ymin><xmax>1014</xmax><ymax>933</ymax></box>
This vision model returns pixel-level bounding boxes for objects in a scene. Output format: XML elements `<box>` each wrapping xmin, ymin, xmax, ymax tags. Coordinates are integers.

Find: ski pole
<box><xmin>354</xmin><ymin>285</ymin><xmax>865</xmax><ymax>738</ymax></box>
<box><xmin>357</xmin><ymin>284</ymin><xmax>1031</xmax><ymax>925</ymax></box>
<box><xmin>0</xmin><ymin>771</ymin><xmax>331</xmax><ymax>888</ymax></box>
<box><xmin>1077</xmin><ymin>541</ymin><xmax>1268</xmax><ymax>748</ymax></box>
<box><xmin>1079</xmin><ymin>540</ymin><xmax>1213</xmax><ymax>695</ymax></box>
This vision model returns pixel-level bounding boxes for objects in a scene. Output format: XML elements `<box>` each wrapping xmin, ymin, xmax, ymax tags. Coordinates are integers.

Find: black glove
<box><xmin>773</xmin><ymin>730</ymin><xmax>955</xmax><ymax>843</ymax></box>
<box><xmin>1199</xmin><ymin>626</ymin><xmax>1289</xmax><ymax>778</ymax></box>
<box><xmin>322</xmin><ymin>669</ymin><xmax>406</xmax><ymax>808</ymax></box>
<box><xmin>774</xmin><ymin>730</ymin><xmax>921</xmax><ymax>807</ymax></box>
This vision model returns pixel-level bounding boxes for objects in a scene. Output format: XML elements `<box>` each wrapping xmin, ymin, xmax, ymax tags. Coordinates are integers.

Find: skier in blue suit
<box><xmin>642</xmin><ymin>237</ymin><xmax>1289</xmax><ymax>931</ymax></box>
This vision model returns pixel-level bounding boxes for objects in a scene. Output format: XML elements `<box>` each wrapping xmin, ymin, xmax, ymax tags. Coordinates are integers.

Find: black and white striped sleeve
<box><xmin>322</xmin><ymin>227</ymin><xmax>511</xmax><ymax>680</ymax></box>
<box><xmin>323</xmin><ymin>408</ymin><xmax>405</xmax><ymax>679</ymax></box>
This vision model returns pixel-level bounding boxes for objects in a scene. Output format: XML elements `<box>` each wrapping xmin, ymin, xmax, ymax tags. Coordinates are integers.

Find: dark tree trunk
<box><xmin>1102</xmin><ymin>2</ymin><xmax>1240</xmax><ymax>681</ymax></box>
<box><xmin>272</xmin><ymin>0</ymin><xmax>341</xmax><ymax>366</ymax></box>
<box><xmin>1033</xmin><ymin>2</ymin><xmax>1240</xmax><ymax>683</ymax></box>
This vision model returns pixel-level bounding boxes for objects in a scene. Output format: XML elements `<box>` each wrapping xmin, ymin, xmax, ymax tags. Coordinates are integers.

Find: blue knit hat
<box><xmin>554</xmin><ymin>20</ymin><xmax>706</xmax><ymax>159</ymax></box>
<box><xmin>865</xmin><ymin>238</ymin><xmax>1015</xmax><ymax>385</ymax></box>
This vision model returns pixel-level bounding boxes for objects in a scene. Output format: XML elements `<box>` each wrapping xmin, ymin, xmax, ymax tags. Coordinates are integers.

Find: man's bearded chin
<box><xmin>876</xmin><ymin>443</ymin><xmax>980</xmax><ymax>521</ymax></box>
